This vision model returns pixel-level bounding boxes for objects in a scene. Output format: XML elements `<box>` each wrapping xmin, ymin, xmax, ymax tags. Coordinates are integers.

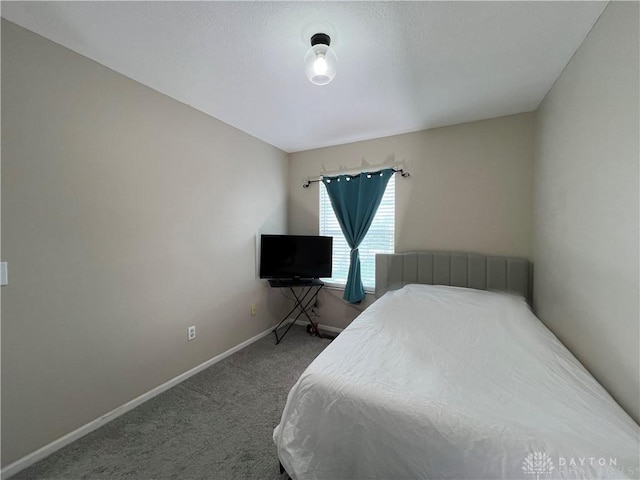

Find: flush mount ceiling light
<box><xmin>304</xmin><ymin>33</ymin><xmax>337</xmax><ymax>85</ymax></box>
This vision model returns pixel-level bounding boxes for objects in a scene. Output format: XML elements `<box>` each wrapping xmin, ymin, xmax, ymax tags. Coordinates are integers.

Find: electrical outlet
<box><xmin>251</xmin><ymin>304</ymin><xmax>257</xmax><ymax>316</ymax></box>
<box><xmin>188</xmin><ymin>326</ymin><xmax>196</xmax><ymax>341</ymax></box>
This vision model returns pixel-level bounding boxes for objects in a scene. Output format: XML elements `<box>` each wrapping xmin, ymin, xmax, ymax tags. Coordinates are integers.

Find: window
<box><xmin>319</xmin><ymin>175</ymin><xmax>395</xmax><ymax>290</ymax></box>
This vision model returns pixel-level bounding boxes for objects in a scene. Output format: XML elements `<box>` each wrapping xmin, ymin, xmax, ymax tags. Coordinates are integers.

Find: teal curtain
<box><xmin>323</xmin><ymin>168</ymin><xmax>394</xmax><ymax>303</ymax></box>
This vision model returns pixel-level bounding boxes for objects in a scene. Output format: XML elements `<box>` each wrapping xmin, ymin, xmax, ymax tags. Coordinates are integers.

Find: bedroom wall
<box><xmin>533</xmin><ymin>1</ymin><xmax>640</xmax><ymax>423</ymax></box>
<box><xmin>1</xmin><ymin>20</ymin><xmax>289</xmax><ymax>466</ymax></box>
<box><xmin>289</xmin><ymin>113</ymin><xmax>534</xmax><ymax>329</ymax></box>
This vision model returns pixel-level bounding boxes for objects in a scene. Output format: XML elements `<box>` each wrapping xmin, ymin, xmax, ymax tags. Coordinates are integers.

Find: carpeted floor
<box><xmin>12</xmin><ymin>325</ymin><xmax>332</xmax><ymax>480</ymax></box>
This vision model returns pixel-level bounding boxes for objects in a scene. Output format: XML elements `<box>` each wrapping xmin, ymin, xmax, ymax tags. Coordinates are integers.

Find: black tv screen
<box><xmin>260</xmin><ymin>235</ymin><xmax>332</xmax><ymax>280</ymax></box>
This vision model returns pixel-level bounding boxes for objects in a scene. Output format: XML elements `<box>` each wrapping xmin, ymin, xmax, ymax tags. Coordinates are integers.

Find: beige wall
<box><xmin>289</xmin><ymin>113</ymin><xmax>534</xmax><ymax>328</ymax></box>
<box><xmin>533</xmin><ymin>2</ymin><xmax>639</xmax><ymax>423</ymax></box>
<box><xmin>1</xmin><ymin>20</ymin><xmax>288</xmax><ymax>466</ymax></box>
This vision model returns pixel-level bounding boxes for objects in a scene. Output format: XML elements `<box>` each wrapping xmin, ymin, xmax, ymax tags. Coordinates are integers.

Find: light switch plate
<box><xmin>0</xmin><ymin>262</ymin><xmax>7</xmax><ymax>286</ymax></box>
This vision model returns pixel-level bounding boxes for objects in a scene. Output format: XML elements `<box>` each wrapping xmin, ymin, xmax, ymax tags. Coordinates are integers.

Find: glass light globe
<box><xmin>304</xmin><ymin>43</ymin><xmax>337</xmax><ymax>85</ymax></box>
<box><xmin>314</xmin><ymin>55</ymin><xmax>328</xmax><ymax>75</ymax></box>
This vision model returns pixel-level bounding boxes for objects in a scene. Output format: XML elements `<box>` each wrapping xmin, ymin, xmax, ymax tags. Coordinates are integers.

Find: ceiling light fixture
<box><xmin>304</xmin><ymin>33</ymin><xmax>337</xmax><ymax>85</ymax></box>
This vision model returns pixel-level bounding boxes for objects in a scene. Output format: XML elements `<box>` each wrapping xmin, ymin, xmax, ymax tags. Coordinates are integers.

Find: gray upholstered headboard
<box><xmin>375</xmin><ymin>251</ymin><xmax>532</xmax><ymax>304</ymax></box>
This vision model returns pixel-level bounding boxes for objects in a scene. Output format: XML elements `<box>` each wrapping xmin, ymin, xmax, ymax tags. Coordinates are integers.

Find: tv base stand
<box><xmin>269</xmin><ymin>279</ymin><xmax>324</xmax><ymax>344</ymax></box>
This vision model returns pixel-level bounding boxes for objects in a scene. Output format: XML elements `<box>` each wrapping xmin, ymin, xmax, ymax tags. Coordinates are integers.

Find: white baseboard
<box><xmin>292</xmin><ymin>319</ymin><xmax>344</xmax><ymax>334</ymax></box>
<box><xmin>1</xmin><ymin>325</ymin><xmax>277</xmax><ymax>480</ymax></box>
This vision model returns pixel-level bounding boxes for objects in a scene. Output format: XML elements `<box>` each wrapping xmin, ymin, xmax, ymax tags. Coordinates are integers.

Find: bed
<box><xmin>273</xmin><ymin>252</ymin><xmax>640</xmax><ymax>480</ymax></box>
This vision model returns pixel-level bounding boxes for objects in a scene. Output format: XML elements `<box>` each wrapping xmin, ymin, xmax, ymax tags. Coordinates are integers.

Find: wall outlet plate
<box><xmin>251</xmin><ymin>304</ymin><xmax>257</xmax><ymax>316</ymax></box>
<box><xmin>188</xmin><ymin>326</ymin><xmax>196</xmax><ymax>341</ymax></box>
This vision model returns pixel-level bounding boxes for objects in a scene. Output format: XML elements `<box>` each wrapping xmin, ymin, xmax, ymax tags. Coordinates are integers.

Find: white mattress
<box><xmin>273</xmin><ymin>284</ymin><xmax>640</xmax><ymax>479</ymax></box>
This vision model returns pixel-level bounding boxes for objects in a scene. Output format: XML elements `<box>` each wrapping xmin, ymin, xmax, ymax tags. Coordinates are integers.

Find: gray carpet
<box><xmin>12</xmin><ymin>325</ymin><xmax>332</xmax><ymax>480</ymax></box>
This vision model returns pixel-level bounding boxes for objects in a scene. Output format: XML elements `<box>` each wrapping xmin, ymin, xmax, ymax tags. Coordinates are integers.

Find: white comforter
<box><xmin>273</xmin><ymin>284</ymin><xmax>640</xmax><ymax>480</ymax></box>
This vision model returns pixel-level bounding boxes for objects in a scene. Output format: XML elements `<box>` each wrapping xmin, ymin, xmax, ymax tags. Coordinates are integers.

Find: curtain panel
<box><xmin>322</xmin><ymin>168</ymin><xmax>394</xmax><ymax>303</ymax></box>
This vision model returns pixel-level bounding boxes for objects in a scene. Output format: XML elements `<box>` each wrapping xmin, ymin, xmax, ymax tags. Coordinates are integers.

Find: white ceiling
<box><xmin>2</xmin><ymin>1</ymin><xmax>607</xmax><ymax>153</ymax></box>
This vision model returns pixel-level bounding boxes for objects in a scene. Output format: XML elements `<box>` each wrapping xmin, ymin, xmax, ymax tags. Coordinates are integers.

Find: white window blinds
<box><xmin>319</xmin><ymin>174</ymin><xmax>395</xmax><ymax>290</ymax></box>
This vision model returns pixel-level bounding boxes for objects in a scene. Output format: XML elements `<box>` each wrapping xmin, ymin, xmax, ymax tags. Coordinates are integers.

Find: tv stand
<box><xmin>268</xmin><ymin>278</ymin><xmax>323</xmax><ymax>288</ymax></box>
<box><xmin>269</xmin><ymin>279</ymin><xmax>324</xmax><ymax>344</ymax></box>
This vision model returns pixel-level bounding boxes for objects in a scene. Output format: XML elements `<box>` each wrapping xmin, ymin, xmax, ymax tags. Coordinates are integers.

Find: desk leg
<box><xmin>273</xmin><ymin>322</ymin><xmax>295</xmax><ymax>345</ymax></box>
<box><xmin>289</xmin><ymin>286</ymin><xmax>323</xmax><ymax>339</ymax></box>
<box><xmin>272</xmin><ymin>285</ymin><xmax>323</xmax><ymax>344</ymax></box>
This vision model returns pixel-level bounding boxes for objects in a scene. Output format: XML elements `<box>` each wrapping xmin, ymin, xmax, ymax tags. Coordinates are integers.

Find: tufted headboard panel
<box><xmin>375</xmin><ymin>251</ymin><xmax>532</xmax><ymax>304</ymax></box>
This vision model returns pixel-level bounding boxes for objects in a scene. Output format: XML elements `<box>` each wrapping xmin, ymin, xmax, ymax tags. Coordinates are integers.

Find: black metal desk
<box><xmin>269</xmin><ymin>279</ymin><xmax>324</xmax><ymax>344</ymax></box>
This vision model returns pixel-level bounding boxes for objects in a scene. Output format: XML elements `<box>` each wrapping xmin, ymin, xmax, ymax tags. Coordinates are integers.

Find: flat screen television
<box><xmin>260</xmin><ymin>234</ymin><xmax>332</xmax><ymax>280</ymax></box>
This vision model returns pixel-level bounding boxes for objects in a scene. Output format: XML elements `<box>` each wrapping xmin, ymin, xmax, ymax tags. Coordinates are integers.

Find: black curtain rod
<box><xmin>302</xmin><ymin>168</ymin><xmax>410</xmax><ymax>188</ymax></box>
